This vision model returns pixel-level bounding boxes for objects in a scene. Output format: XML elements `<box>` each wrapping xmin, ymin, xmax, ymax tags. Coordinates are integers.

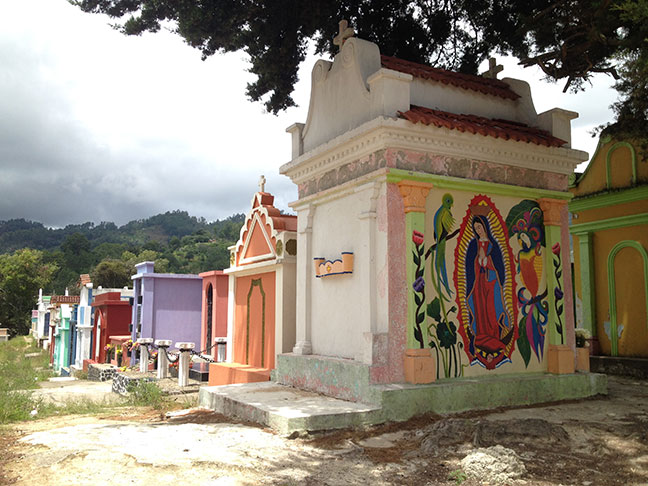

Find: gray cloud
<box><xmin>0</xmin><ymin>1</ymin><xmax>620</xmax><ymax>229</ymax></box>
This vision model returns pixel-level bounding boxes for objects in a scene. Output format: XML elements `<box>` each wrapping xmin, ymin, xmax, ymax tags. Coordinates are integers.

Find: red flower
<box><xmin>412</xmin><ymin>230</ymin><xmax>424</xmax><ymax>246</ymax></box>
<box><xmin>552</xmin><ymin>242</ymin><xmax>561</xmax><ymax>255</ymax></box>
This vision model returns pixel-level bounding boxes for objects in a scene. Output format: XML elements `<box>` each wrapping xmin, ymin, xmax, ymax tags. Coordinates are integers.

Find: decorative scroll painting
<box><xmin>505</xmin><ymin>200</ymin><xmax>549</xmax><ymax>366</ymax></box>
<box><xmin>454</xmin><ymin>195</ymin><xmax>517</xmax><ymax>370</ymax></box>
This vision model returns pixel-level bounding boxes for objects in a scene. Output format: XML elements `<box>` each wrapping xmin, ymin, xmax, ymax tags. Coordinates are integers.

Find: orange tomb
<box><xmin>208</xmin><ymin>183</ymin><xmax>297</xmax><ymax>386</ymax></box>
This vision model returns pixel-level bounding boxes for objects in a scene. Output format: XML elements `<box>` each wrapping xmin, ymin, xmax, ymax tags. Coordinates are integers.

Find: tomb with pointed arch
<box><xmin>206</xmin><ymin>188</ymin><xmax>297</xmax><ymax>386</ymax></box>
<box><xmin>570</xmin><ymin>136</ymin><xmax>648</xmax><ymax>367</ymax></box>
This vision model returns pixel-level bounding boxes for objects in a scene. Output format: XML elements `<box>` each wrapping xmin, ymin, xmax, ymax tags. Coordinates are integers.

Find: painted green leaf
<box><xmin>505</xmin><ymin>200</ymin><xmax>546</xmax><ymax>246</ymax></box>
<box><xmin>416</xmin><ymin>312</ymin><xmax>425</xmax><ymax>324</ymax></box>
<box><xmin>556</xmin><ymin>270</ymin><xmax>562</xmax><ymax>279</ymax></box>
<box><xmin>449</xmin><ymin>305</ymin><xmax>457</xmax><ymax>314</ymax></box>
<box><xmin>412</xmin><ymin>251</ymin><xmax>421</xmax><ymax>267</ymax></box>
<box><xmin>416</xmin><ymin>267</ymin><xmax>424</xmax><ymax>279</ymax></box>
<box><xmin>557</xmin><ymin>303</ymin><xmax>564</xmax><ymax>316</ymax></box>
<box><xmin>437</xmin><ymin>320</ymin><xmax>457</xmax><ymax>348</ymax></box>
<box><xmin>414</xmin><ymin>293</ymin><xmax>422</xmax><ymax>306</ymax></box>
<box><xmin>426</xmin><ymin>297</ymin><xmax>442</xmax><ymax>322</ymax></box>
<box><xmin>517</xmin><ymin>318</ymin><xmax>531</xmax><ymax>367</ymax></box>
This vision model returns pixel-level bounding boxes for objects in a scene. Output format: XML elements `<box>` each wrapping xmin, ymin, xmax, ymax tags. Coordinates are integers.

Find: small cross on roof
<box><xmin>333</xmin><ymin>20</ymin><xmax>355</xmax><ymax>51</ymax></box>
<box><xmin>482</xmin><ymin>57</ymin><xmax>504</xmax><ymax>79</ymax></box>
<box><xmin>258</xmin><ymin>175</ymin><xmax>266</xmax><ymax>193</ymax></box>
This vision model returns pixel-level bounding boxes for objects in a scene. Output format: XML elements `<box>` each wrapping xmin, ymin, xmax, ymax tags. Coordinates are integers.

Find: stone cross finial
<box><xmin>258</xmin><ymin>175</ymin><xmax>266</xmax><ymax>192</ymax></box>
<box><xmin>333</xmin><ymin>19</ymin><xmax>355</xmax><ymax>51</ymax></box>
<box><xmin>482</xmin><ymin>57</ymin><xmax>504</xmax><ymax>79</ymax></box>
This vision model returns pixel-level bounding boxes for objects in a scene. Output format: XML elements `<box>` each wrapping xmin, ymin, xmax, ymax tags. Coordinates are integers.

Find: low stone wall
<box><xmin>112</xmin><ymin>372</ymin><xmax>156</xmax><ymax>395</ymax></box>
<box><xmin>591</xmin><ymin>356</ymin><xmax>648</xmax><ymax>379</ymax></box>
<box><xmin>88</xmin><ymin>363</ymin><xmax>117</xmax><ymax>382</ymax></box>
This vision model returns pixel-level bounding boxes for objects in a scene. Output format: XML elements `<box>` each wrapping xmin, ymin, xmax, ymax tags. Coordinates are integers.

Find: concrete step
<box><xmin>199</xmin><ymin>382</ymin><xmax>382</xmax><ymax>434</ymax></box>
<box><xmin>199</xmin><ymin>371</ymin><xmax>608</xmax><ymax>434</ymax></box>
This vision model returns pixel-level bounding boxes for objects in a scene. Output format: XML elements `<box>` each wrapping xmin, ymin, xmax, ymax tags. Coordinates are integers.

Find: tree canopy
<box><xmin>74</xmin><ymin>0</ymin><xmax>647</xmax><ymax>138</ymax></box>
<box><xmin>0</xmin><ymin>249</ymin><xmax>58</xmax><ymax>336</ymax></box>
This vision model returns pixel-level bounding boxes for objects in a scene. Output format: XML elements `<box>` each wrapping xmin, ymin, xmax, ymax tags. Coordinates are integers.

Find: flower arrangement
<box><xmin>169</xmin><ymin>361</ymin><xmax>193</xmax><ymax>369</ymax></box>
<box><xmin>104</xmin><ymin>343</ymin><xmax>115</xmax><ymax>362</ymax></box>
<box><xmin>575</xmin><ymin>328</ymin><xmax>591</xmax><ymax>348</ymax></box>
<box><xmin>123</xmin><ymin>339</ymin><xmax>139</xmax><ymax>353</ymax></box>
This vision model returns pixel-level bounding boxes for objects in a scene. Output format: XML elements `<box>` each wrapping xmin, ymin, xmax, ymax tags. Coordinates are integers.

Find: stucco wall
<box><xmin>309</xmin><ymin>182</ymin><xmax>389</xmax><ymax>361</ymax></box>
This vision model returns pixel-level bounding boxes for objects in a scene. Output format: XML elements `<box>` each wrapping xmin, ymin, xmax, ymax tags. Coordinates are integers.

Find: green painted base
<box><xmin>200</xmin><ymin>370</ymin><xmax>607</xmax><ymax>434</ymax></box>
<box><xmin>274</xmin><ymin>353</ymin><xmax>378</xmax><ymax>404</ymax></box>
<box><xmin>377</xmin><ymin>372</ymin><xmax>607</xmax><ymax>422</ymax></box>
<box><xmin>232</xmin><ymin>353</ymin><xmax>611</xmax><ymax>433</ymax></box>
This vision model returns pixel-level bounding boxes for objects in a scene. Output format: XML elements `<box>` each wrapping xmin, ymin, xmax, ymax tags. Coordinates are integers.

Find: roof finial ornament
<box><xmin>258</xmin><ymin>174</ymin><xmax>266</xmax><ymax>193</ymax></box>
<box><xmin>482</xmin><ymin>57</ymin><xmax>504</xmax><ymax>79</ymax></box>
<box><xmin>333</xmin><ymin>19</ymin><xmax>355</xmax><ymax>51</ymax></box>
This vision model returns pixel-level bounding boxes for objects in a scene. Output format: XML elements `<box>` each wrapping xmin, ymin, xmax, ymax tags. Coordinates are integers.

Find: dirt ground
<box><xmin>2</xmin><ymin>375</ymin><xmax>647</xmax><ymax>486</ymax></box>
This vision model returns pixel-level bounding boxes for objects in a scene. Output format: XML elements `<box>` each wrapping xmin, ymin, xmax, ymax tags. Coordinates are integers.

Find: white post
<box><xmin>137</xmin><ymin>338</ymin><xmax>154</xmax><ymax>373</ymax></box>
<box><xmin>155</xmin><ymin>339</ymin><xmax>172</xmax><ymax>379</ymax></box>
<box><xmin>77</xmin><ymin>325</ymin><xmax>93</xmax><ymax>368</ymax></box>
<box><xmin>293</xmin><ymin>204</ymin><xmax>315</xmax><ymax>355</ymax></box>
<box><xmin>176</xmin><ymin>342</ymin><xmax>195</xmax><ymax>387</ymax></box>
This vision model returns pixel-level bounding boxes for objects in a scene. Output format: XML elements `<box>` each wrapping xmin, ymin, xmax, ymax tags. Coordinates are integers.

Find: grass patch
<box><xmin>126</xmin><ymin>380</ymin><xmax>164</xmax><ymax>409</ymax></box>
<box><xmin>1</xmin><ymin>337</ymin><xmax>195</xmax><ymax>423</ymax></box>
<box><xmin>34</xmin><ymin>398</ymin><xmax>126</xmax><ymax>419</ymax></box>
<box><xmin>0</xmin><ymin>336</ymin><xmax>54</xmax><ymax>424</ymax></box>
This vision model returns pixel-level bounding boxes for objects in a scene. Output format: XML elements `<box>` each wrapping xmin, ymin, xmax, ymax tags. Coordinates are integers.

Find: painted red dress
<box><xmin>471</xmin><ymin>240</ymin><xmax>508</xmax><ymax>354</ymax></box>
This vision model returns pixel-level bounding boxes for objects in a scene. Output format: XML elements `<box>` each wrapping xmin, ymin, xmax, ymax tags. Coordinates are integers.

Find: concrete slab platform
<box><xmin>200</xmin><ymin>371</ymin><xmax>608</xmax><ymax>434</ymax></box>
<box><xmin>199</xmin><ymin>382</ymin><xmax>382</xmax><ymax>434</ymax></box>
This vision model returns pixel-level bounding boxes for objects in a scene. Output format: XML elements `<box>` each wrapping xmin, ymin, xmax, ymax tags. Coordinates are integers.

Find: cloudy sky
<box><xmin>1</xmin><ymin>0</ymin><xmax>618</xmax><ymax>228</ymax></box>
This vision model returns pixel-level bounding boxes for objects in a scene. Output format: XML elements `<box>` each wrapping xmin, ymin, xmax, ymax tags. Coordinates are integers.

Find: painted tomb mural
<box><xmin>505</xmin><ymin>200</ymin><xmax>550</xmax><ymax>365</ymax></box>
<box><xmin>412</xmin><ymin>193</ymin><xmax>464</xmax><ymax>378</ymax></box>
<box><xmin>410</xmin><ymin>192</ymin><xmax>549</xmax><ymax>377</ymax></box>
<box><xmin>454</xmin><ymin>195</ymin><xmax>517</xmax><ymax>370</ymax></box>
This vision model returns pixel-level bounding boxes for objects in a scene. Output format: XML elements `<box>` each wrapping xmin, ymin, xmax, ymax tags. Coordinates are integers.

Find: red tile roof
<box><xmin>255</xmin><ymin>192</ymin><xmax>297</xmax><ymax>232</ymax></box>
<box><xmin>78</xmin><ymin>274</ymin><xmax>91</xmax><ymax>287</ymax></box>
<box><xmin>381</xmin><ymin>55</ymin><xmax>520</xmax><ymax>101</ymax></box>
<box><xmin>400</xmin><ymin>106</ymin><xmax>567</xmax><ymax>147</ymax></box>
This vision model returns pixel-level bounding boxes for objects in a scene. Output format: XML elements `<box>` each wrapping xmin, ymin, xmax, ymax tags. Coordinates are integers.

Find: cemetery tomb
<box><xmin>129</xmin><ymin>261</ymin><xmax>202</xmax><ymax>355</ymax></box>
<box><xmin>570</xmin><ymin>136</ymin><xmax>648</xmax><ymax>359</ymax></box>
<box><xmin>271</xmin><ymin>24</ymin><xmax>605</xmax><ymax>413</ymax></box>
<box><xmin>198</xmin><ymin>270</ymin><xmax>229</xmax><ymax>356</ymax></box>
<box><xmin>91</xmin><ymin>292</ymin><xmax>132</xmax><ymax>364</ymax></box>
<box><xmin>207</xmin><ymin>184</ymin><xmax>297</xmax><ymax>386</ymax></box>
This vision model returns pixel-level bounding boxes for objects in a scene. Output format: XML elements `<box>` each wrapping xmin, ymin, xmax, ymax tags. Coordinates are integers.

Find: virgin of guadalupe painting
<box><xmin>454</xmin><ymin>195</ymin><xmax>518</xmax><ymax>370</ymax></box>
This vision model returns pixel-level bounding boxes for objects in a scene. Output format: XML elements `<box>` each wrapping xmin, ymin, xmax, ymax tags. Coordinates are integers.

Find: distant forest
<box><xmin>0</xmin><ymin>210</ymin><xmax>245</xmax><ymax>295</ymax></box>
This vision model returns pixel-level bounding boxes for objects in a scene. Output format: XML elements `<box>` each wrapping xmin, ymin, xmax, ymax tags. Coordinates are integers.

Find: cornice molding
<box><xmin>569</xmin><ymin>185</ymin><xmax>648</xmax><ymax>212</ymax></box>
<box><xmin>569</xmin><ymin>212</ymin><xmax>648</xmax><ymax>235</ymax></box>
<box><xmin>280</xmin><ymin>117</ymin><xmax>588</xmax><ymax>185</ymax></box>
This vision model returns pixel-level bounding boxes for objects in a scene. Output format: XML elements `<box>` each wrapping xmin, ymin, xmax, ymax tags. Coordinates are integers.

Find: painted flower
<box><xmin>554</xmin><ymin>287</ymin><xmax>564</xmax><ymax>300</ymax></box>
<box><xmin>413</xmin><ymin>276</ymin><xmax>425</xmax><ymax>292</ymax></box>
<box><xmin>437</xmin><ymin>320</ymin><xmax>457</xmax><ymax>349</ymax></box>
<box><xmin>412</xmin><ymin>230</ymin><xmax>425</xmax><ymax>246</ymax></box>
<box><xmin>552</xmin><ymin>242</ymin><xmax>561</xmax><ymax>255</ymax></box>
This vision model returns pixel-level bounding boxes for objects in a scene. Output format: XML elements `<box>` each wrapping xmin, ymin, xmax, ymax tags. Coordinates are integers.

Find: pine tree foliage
<box><xmin>74</xmin><ymin>0</ymin><xmax>647</xmax><ymax>137</ymax></box>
